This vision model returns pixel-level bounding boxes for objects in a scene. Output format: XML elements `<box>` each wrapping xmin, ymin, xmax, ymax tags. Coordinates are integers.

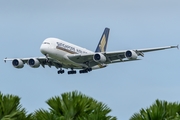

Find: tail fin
<box><xmin>95</xmin><ymin>28</ymin><xmax>110</xmax><ymax>52</ymax></box>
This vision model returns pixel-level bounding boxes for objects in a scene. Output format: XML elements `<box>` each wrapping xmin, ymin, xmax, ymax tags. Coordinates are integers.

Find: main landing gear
<box><xmin>57</xmin><ymin>69</ymin><xmax>76</xmax><ymax>75</ymax></box>
<box><xmin>57</xmin><ymin>68</ymin><xmax>92</xmax><ymax>75</ymax></box>
<box><xmin>67</xmin><ymin>68</ymin><xmax>76</xmax><ymax>74</ymax></box>
<box><xmin>79</xmin><ymin>68</ymin><xmax>92</xmax><ymax>74</ymax></box>
<box><xmin>57</xmin><ymin>69</ymin><xmax>65</xmax><ymax>74</ymax></box>
<box><xmin>68</xmin><ymin>70</ymin><xmax>76</xmax><ymax>74</ymax></box>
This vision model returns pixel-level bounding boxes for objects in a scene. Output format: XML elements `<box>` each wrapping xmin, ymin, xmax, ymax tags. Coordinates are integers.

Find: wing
<box><xmin>67</xmin><ymin>52</ymin><xmax>140</xmax><ymax>67</ymax></box>
<box><xmin>137</xmin><ymin>45</ymin><xmax>178</xmax><ymax>52</ymax></box>
<box><xmin>67</xmin><ymin>45</ymin><xmax>178</xmax><ymax>66</ymax></box>
<box><xmin>105</xmin><ymin>45</ymin><xmax>178</xmax><ymax>62</ymax></box>
<box><xmin>4</xmin><ymin>57</ymin><xmax>64</xmax><ymax>69</ymax></box>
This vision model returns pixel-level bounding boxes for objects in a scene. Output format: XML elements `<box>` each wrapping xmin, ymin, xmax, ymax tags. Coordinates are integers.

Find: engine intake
<box><xmin>12</xmin><ymin>59</ymin><xmax>24</xmax><ymax>68</ymax></box>
<box><xmin>93</xmin><ymin>53</ymin><xmax>106</xmax><ymax>63</ymax></box>
<box><xmin>28</xmin><ymin>58</ymin><xmax>40</xmax><ymax>68</ymax></box>
<box><xmin>125</xmin><ymin>50</ymin><xmax>138</xmax><ymax>59</ymax></box>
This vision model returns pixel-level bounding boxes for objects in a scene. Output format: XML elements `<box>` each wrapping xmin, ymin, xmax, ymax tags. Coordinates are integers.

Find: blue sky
<box><xmin>0</xmin><ymin>0</ymin><xmax>180</xmax><ymax>119</ymax></box>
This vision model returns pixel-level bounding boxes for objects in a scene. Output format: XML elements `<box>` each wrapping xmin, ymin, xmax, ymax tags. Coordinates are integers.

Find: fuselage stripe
<box><xmin>56</xmin><ymin>46</ymin><xmax>78</xmax><ymax>54</ymax></box>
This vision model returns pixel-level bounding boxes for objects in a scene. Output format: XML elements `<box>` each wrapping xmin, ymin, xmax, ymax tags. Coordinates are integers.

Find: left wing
<box><xmin>67</xmin><ymin>45</ymin><xmax>178</xmax><ymax>66</ymax></box>
<box><xmin>4</xmin><ymin>57</ymin><xmax>63</xmax><ymax>69</ymax></box>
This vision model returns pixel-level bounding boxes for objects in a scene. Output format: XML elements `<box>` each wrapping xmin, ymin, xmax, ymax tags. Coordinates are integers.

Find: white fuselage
<box><xmin>40</xmin><ymin>38</ymin><xmax>94</xmax><ymax>69</ymax></box>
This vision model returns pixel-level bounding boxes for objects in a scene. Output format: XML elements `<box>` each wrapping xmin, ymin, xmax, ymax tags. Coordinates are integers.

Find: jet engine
<box><xmin>93</xmin><ymin>53</ymin><xmax>106</xmax><ymax>63</ymax></box>
<box><xmin>125</xmin><ymin>50</ymin><xmax>138</xmax><ymax>59</ymax></box>
<box><xmin>12</xmin><ymin>59</ymin><xmax>24</xmax><ymax>68</ymax></box>
<box><xmin>28</xmin><ymin>58</ymin><xmax>40</xmax><ymax>68</ymax></box>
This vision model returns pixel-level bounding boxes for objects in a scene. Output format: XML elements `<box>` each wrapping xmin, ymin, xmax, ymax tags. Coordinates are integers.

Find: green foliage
<box><xmin>0</xmin><ymin>91</ymin><xmax>116</xmax><ymax>120</ymax></box>
<box><xmin>34</xmin><ymin>91</ymin><xmax>116</xmax><ymax>120</ymax></box>
<box><xmin>0</xmin><ymin>92</ymin><xmax>32</xmax><ymax>120</ymax></box>
<box><xmin>130</xmin><ymin>99</ymin><xmax>180</xmax><ymax>120</ymax></box>
<box><xmin>33</xmin><ymin>109</ymin><xmax>57</xmax><ymax>120</ymax></box>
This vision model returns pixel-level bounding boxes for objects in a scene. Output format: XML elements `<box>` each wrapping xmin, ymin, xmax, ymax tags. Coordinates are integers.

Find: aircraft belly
<box><xmin>49</xmin><ymin>50</ymin><xmax>85</xmax><ymax>69</ymax></box>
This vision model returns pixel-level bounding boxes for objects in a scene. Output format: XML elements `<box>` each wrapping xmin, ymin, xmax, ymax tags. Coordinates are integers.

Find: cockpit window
<box><xmin>43</xmin><ymin>42</ymin><xmax>50</xmax><ymax>44</ymax></box>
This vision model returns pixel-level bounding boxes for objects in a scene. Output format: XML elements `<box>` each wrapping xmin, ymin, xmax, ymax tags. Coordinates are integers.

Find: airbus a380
<box><xmin>4</xmin><ymin>28</ymin><xmax>178</xmax><ymax>74</ymax></box>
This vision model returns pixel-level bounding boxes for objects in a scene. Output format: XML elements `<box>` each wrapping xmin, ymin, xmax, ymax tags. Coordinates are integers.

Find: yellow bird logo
<box><xmin>99</xmin><ymin>35</ymin><xmax>106</xmax><ymax>52</ymax></box>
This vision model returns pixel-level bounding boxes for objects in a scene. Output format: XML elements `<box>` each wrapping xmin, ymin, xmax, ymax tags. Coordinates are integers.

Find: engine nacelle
<box><xmin>93</xmin><ymin>53</ymin><xmax>106</xmax><ymax>63</ymax></box>
<box><xmin>28</xmin><ymin>58</ymin><xmax>40</xmax><ymax>68</ymax></box>
<box><xmin>12</xmin><ymin>59</ymin><xmax>24</xmax><ymax>68</ymax></box>
<box><xmin>125</xmin><ymin>50</ymin><xmax>138</xmax><ymax>59</ymax></box>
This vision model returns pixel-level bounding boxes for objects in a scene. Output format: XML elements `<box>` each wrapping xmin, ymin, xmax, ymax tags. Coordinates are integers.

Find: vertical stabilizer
<box><xmin>95</xmin><ymin>28</ymin><xmax>110</xmax><ymax>52</ymax></box>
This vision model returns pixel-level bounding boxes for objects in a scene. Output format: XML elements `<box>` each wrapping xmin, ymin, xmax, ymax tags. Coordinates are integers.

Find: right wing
<box><xmin>105</xmin><ymin>45</ymin><xmax>178</xmax><ymax>62</ymax></box>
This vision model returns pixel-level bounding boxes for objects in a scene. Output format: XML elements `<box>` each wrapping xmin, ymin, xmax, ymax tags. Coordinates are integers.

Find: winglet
<box><xmin>170</xmin><ymin>45</ymin><xmax>179</xmax><ymax>49</ymax></box>
<box><xmin>95</xmin><ymin>28</ymin><xmax>110</xmax><ymax>52</ymax></box>
<box><xmin>171</xmin><ymin>45</ymin><xmax>179</xmax><ymax>49</ymax></box>
<box><xmin>4</xmin><ymin>57</ymin><xmax>7</xmax><ymax>63</ymax></box>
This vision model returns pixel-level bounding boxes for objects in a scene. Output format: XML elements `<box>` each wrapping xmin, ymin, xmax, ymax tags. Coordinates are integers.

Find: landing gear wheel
<box><xmin>79</xmin><ymin>69</ymin><xmax>88</xmax><ymax>74</ymax></box>
<box><xmin>57</xmin><ymin>69</ymin><xmax>65</xmax><ymax>74</ymax></box>
<box><xmin>87</xmin><ymin>68</ymin><xmax>92</xmax><ymax>72</ymax></box>
<box><xmin>79</xmin><ymin>68</ymin><xmax>92</xmax><ymax>74</ymax></box>
<box><xmin>68</xmin><ymin>70</ymin><xmax>76</xmax><ymax>75</ymax></box>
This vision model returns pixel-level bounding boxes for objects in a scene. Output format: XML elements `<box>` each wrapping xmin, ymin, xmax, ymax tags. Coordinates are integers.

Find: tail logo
<box><xmin>95</xmin><ymin>28</ymin><xmax>110</xmax><ymax>52</ymax></box>
<box><xmin>99</xmin><ymin>35</ymin><xmax>107</xmax><ymax>52</ymax></box>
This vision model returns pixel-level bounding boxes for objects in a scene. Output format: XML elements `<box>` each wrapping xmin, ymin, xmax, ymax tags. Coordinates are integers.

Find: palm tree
<box><xmin>0</xmin><ymin>92</ymin><xmax>32</xmax><ymax>120</ymax></box>
<box><xmin>34</xmin><ymin>91</ymin><xmax>116</xmax><ymax>120</ymax></box>
<box><xmin>79</xmin><ymin>101</ymin><xmax>117</xmax><ymax>120</ymax></box>
<box><xmin>130</xmin><ymin>99</ymin><xmax>180</xmax><ymax>120</ymax></box>
<box><xmin>32</xmin><ymin>109</ymin><xmax>57</xmax><ymax>120</ymax></box>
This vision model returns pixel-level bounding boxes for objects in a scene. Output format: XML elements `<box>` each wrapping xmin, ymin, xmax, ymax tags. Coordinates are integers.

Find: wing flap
<box><xmin>109</xmin><ymin>58</ymin><xmax>141</xmax><ymax>64</ymax></box>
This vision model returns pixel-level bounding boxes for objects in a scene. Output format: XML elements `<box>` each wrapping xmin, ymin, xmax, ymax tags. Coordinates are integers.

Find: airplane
<box><xmin>4</xmin><ymin>28</ymin><xmax>178</xmax><ymax>75</ymax></box>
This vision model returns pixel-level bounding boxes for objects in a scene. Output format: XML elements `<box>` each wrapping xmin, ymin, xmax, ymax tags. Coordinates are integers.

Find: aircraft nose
<box><xmin>40</xmin><ymin>44</ymin><xmax>47</xmax><ymax>54</ymax></box>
